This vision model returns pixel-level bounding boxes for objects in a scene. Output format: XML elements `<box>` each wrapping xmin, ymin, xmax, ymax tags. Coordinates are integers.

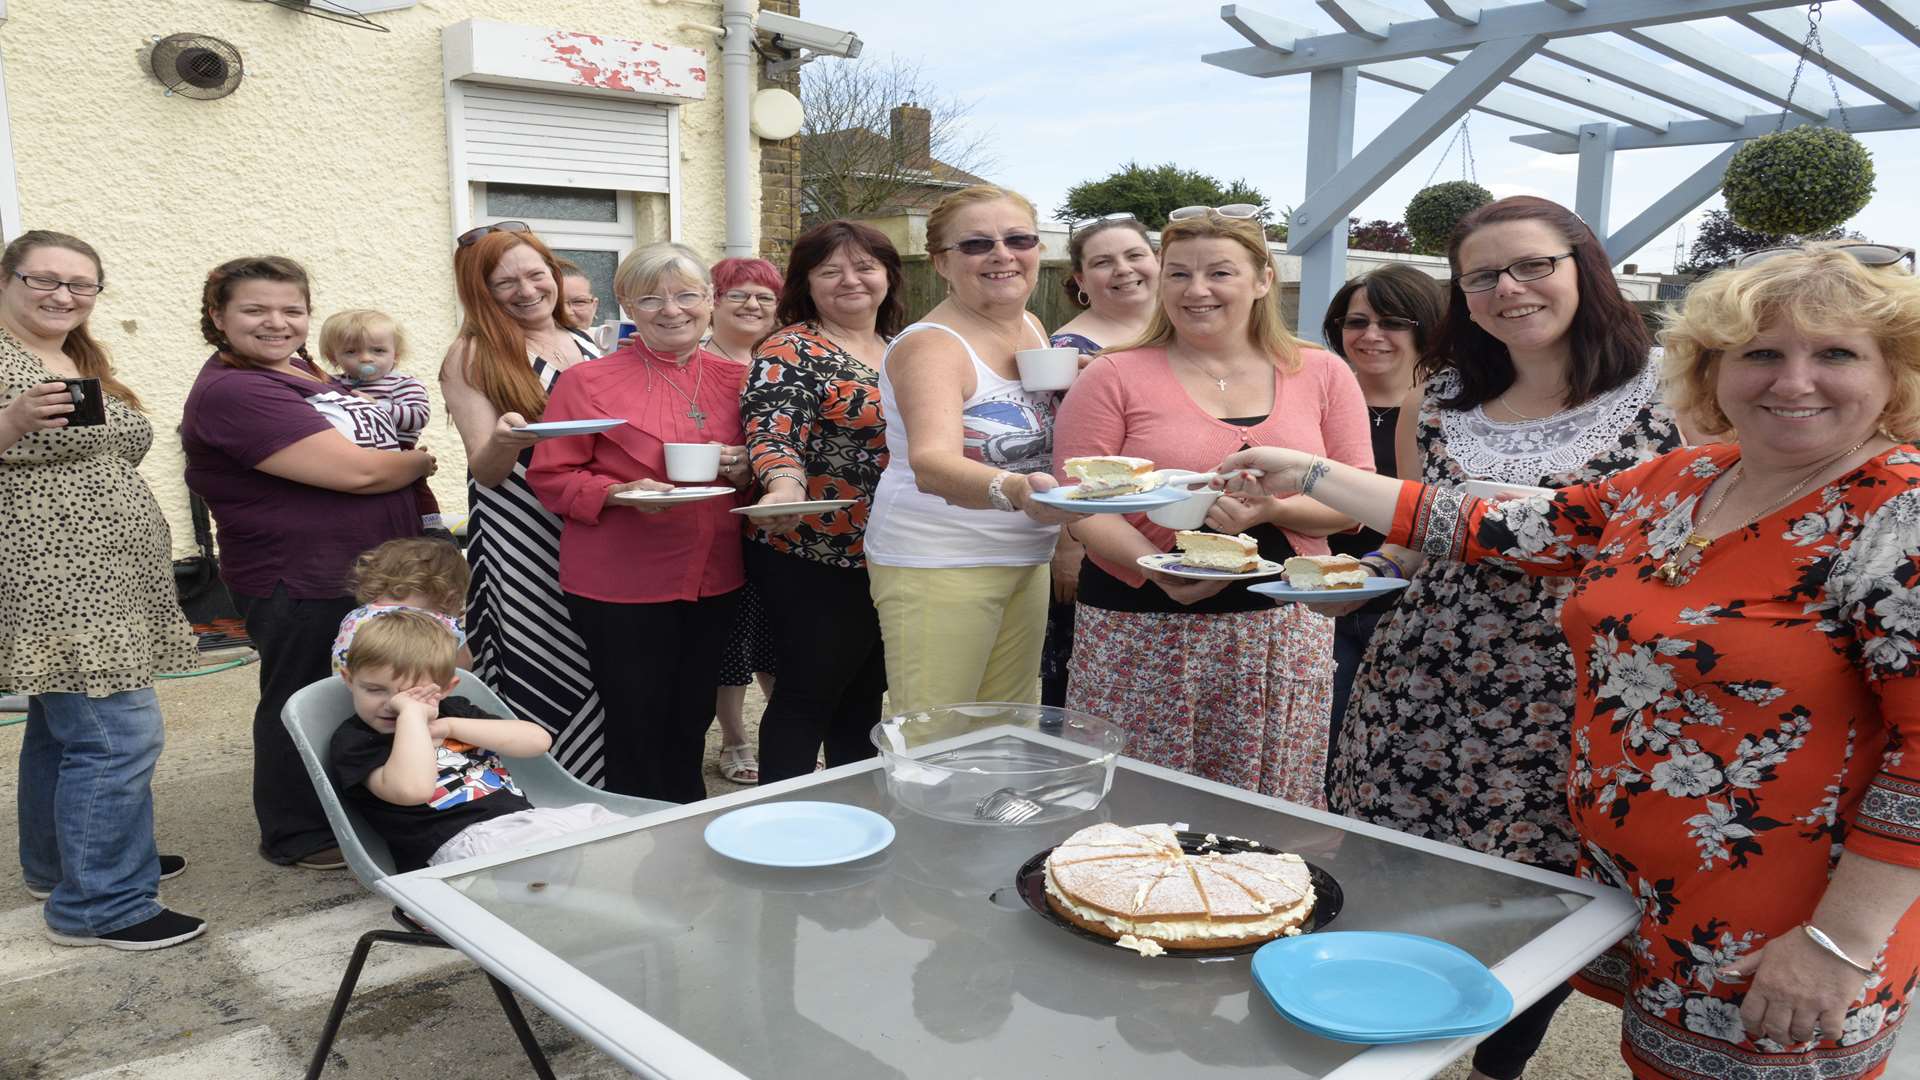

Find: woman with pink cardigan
<box><xmin>1051</xmin><ymin>208</ymin><xmax>1372</xmax><ymax>806</ymax></box>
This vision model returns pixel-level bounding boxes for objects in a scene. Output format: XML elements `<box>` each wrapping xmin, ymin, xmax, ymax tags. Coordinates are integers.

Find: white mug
<box><xmin>664</xmin><ymin>442</ymin><xmax>722</xmax><ymax>483</ymax></box>
<box><xmin>1015</xmin><ymin>347</ymin><xmax>1081</xmax><ymax>392</ymax></box>
<box><xmin>1145</xmin><ymin>486</ymin><xmax>1222</xmax><ymax>530</ymax></box>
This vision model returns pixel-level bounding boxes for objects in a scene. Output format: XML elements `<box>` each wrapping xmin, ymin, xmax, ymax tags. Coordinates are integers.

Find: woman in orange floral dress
<box><xmin>1219</xmin><ymin>244</ymin><xmax>1920</xmax><ymax>1079</ymax></box>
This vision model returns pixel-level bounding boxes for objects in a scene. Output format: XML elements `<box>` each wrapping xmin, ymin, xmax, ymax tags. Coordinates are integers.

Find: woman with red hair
<box><xmin>439</xmin><ymin>224</ymin><xmax>607</xmax><ymax>783</ymax></box>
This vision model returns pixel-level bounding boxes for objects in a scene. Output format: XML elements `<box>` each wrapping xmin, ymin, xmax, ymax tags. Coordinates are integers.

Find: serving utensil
<box><xmin>1148</xmin><ymin>467</ymin><xmax>1265</xmax><ymax>489</ymax></box>
<box><xmin>973</xmin><ymin>778</ymin><xmax>1097</xmax><ymax>825</ymax></box>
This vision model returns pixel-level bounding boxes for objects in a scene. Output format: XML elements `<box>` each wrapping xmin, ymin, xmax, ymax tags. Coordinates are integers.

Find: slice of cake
<box><xmin>1042</xmin><ymin>823</ymin><xmax>1317</xmax><ymax>953</ymax></box>
<box><xmin>1174</xmin><ymin>531</ymin><xmax>1260</xmax><ymax>573</ymax></box>
<box><xmin>1064</xmin><ymin>456</ymin><xmax>1161</xmax><ymax>499</ymax></box>
<box><xmin>1281</xmin><ymin>554</ymin><xmax>1369</xmax><ymax>589</ymax></box>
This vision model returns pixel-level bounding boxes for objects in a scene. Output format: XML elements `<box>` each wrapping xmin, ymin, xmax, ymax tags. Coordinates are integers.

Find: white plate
<box><xmin>703</xmin><ymin>802</ymin><xmax>895</xmax><ymax>868</ymax></box>
<box><xmin>611</xmin><ymin>485</ymin><xmax>735</xmax><ymax>506</ymax></box>
<box><xmin>730</xmin><ymin>499</ymin><xmax>857</xmax><ymax>518</ymax></box>
<box><xmin>1028</xmin><ymin>485</ymin><xmax>1190</xmax><ymax>513</ymax></box>
<box><xmin>1249</xmin><ymin>578</ymin><xmax>1412</xmax><ymax>603</ymax></box>
<box><xmin>1136</xmin><ymin>553</ymin><xmax>1285</xmax><ymax>580</ymax></box>
<box><xmin>1461</xmin><ymin>480</ymin><xmax>1554</xmax><ymax>501</ymax></box>
<box><xmin>519</xmin><ymin>419</ymin><xmax>626</xmax><ymax>438</ymax></box>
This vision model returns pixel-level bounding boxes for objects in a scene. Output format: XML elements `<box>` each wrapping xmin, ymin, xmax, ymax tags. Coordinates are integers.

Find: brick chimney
<box><xmin>890</xmin><ymin>103</ymin><xmax>933</xmax><ymax>171</ymax></box>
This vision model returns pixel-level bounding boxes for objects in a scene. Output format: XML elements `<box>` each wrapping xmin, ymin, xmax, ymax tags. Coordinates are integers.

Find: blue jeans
<box><xmin>17</xmin><ymin>688</ymin><xmax>165</xmax><ymax>935</ymax></box>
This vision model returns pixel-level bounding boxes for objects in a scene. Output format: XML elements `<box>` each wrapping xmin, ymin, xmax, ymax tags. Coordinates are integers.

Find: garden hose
<box><xmin>0</xmin><ymin>652</ymin><xmax>258</xmax><ymax>726</ymax></box>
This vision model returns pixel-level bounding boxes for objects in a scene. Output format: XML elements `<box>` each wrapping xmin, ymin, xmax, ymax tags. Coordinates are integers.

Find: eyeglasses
<box><xmin>941</xmin><ymin>233</ymin><xmax>1042</xmax><ymax>256</ymax></box>
<box><xmin>1341</xmin><ymin>315</ymin><xmax>1419</xmax><ymax>334</ymax></box>
<box><xmin>630</xmin><ymin>289</ymin><xmax>708</xmax><ymax>313</ymax></box>
<box><xmin>457</xmin><ymin>220</ymin><xmax>530</xmax><ymax>248</ymax></box>
<box><xmin>11</xmin><ymin>271</ymin><xmax>103</xmax><ymax>297</ymax></box>
<box><xmin>721</xmin><ymin>289</ymin><xmax>778</xmax><ymax>306</ymax></box>
<box><xmin>1167</xmin><ymin>203</ymin><xmax>1262</xmax><ymax>222</ymax></box>
<box><xmin>1734</xmin><ymin>242</ymin><xmax>1917</xmax><ymax>271</ymax></box>
<box><xmin>1069</xmin><ymin>212</ymin><xmax>1138</xmax><ymax>234</ymax></box>
<box><xmin>1455</xmin><ymin>252</ymin><xmax>1575</xmax><ymax>293</ymax></box>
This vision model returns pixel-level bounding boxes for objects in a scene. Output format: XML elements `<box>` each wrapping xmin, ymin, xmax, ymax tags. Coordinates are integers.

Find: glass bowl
<box><xmin>869</xmin><ymin>703</ymin><xmax>1128</xmax><ymax>826</ymax></box>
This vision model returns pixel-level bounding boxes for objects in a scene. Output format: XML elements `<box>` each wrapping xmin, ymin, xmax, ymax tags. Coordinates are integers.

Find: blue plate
<box><xmin>1248</xmin><ymin>577</ymin><xmax>1412</xmax><ymax>603</ymax></box>
<box><xmin>520</xmin><ymin>418</ymin><xmax>626</xmax><ymax>437</ymax></box>
<box><xmin>1028</xmin><ymin>485</ymin><xmax>1190</xmax><ymax>513</ymax></box>
<box><xmin>1251</xmin><ymin>932</ymin><xmax>1513</xmax><ymax>1042</ymax></box>
<box><xmin>704</xmin><ymin>801</ymin><xmax>895</xmax><ymax>868</ymax></box>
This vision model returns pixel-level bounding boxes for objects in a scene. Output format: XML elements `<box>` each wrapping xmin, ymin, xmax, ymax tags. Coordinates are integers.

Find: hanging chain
<box><xmin>1423</xmin><ymin>117</ymin><xmax>1477</xmax><ymax>188</ymax></box>
<box><xmin>1776</xmin><ymin>1</ymin><xmax>1853</xmax><ymax>134</ymax></box>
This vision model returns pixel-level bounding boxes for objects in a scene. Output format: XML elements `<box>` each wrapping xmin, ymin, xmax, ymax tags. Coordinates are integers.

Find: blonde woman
<box><xmin>1052</xmin><ymin>206</ymin><xmax>1370</xmax><ymax>804</ymax></box>
<box><xmin>864</xmin><ymin>185</ymin><xmax>1083</xmax><ymax>712</ymax></box>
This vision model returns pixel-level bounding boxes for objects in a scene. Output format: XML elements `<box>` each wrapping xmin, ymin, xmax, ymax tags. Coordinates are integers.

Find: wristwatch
<box><xmin>987</xmin><ymin>470</ymin><xmax>1017</xmax><ymax>512</ymax></box>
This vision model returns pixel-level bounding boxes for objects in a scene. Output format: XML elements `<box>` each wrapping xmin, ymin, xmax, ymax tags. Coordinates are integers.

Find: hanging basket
<box><xmin>1406</xmin><ymin>181</ymin><xmax>1492</xmax><ymax>254</ymax></box>
<box><xmin>1723</xmin><ymin>126</ymin><xmax>1874</xmax><ymax>236</ymax></box>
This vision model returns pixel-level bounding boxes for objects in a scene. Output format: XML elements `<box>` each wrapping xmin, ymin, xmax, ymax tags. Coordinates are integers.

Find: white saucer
<box><xmin>731</xmin><ymin>499</ymin><xmax>857</xmax><ymax>518</ymax></box>
<box><xmin>520</xmin><ymin>419</ymin><xmax>626</xmax><ymax>438</ymax></box>
<box><xmin>612</xmin><ymin>485</ymin><xmax>735</xmax><ymax>506</ymax></box>
<box><xmin>1136</xmin><ymin>553</ymin><xmax>1284</xmax><ymax>580</ymax></box>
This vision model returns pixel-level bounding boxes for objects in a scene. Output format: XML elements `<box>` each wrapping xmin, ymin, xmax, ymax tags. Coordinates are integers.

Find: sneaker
<box><xmin>25</xmin><ymin>854</ymin><xmax>187</xmax><ymax>901</ymax></box>
<box><xmin>294</xmin><ymin>846</ymin><xmax>347</xmax><ymax>871</ymax></box>
<box><xmin>46</xmin><ymin>908</ymin><xmax>207</xmax><ymax>951</ymax></box>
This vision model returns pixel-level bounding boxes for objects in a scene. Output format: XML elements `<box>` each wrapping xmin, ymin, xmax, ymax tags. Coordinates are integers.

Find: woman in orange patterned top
<box><xmin>1217</xmin><ymin>244</ymin><xmax>1920</xmax><ymax>1079</ymax></box>
<box><xmin>742</xmin><ymin>221</ymin><xmax>904</xmax><ymax>783</ymax></box>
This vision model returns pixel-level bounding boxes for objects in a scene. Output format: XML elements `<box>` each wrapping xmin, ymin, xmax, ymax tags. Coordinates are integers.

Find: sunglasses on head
<box><xmin>1070</xmin><ymin>212</ymin><xmax>1138</xmax><ymax>234</ymax></box>
<box><xmin>1167</xmin><ymin>203</ymin><xmax>1262</xmax><ymax>223</ymax></box>
<box><xmin>942</xmin><ymin>233</ymin><xmax>1042</xmax><ymax>256</ymax></box>
<box><xmin>457</xmin><ymin>221</ymin><xmax>531</xmax><ymax>248</ymax></box>
<box><xmin>1734</xmin><ymin>242</ymin><xmax>1916</xmax><ymax>271</ymax></box>
<box><xmin>1341</xmin><ymin>315</ymin><xmax>1419</xmax><ymax>334</ymax></box>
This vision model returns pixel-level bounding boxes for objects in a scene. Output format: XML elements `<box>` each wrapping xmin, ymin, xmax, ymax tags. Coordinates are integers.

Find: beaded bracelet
<box><xmin>1362</xmin><ymin>549</ymin><xmax>1407</xmax><ymax>578</ymax></box>
<box><xmin>986</xmin><ymin>470</ymin><xmax>1017</xmax><ymax>512</ymax></box>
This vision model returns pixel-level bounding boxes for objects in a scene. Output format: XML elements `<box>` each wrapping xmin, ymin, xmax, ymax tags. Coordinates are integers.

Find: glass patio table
<box><xmin>380</xmin><ymin>734</ymin><xmax>1636</xmax><ymax>1080</ymax></box>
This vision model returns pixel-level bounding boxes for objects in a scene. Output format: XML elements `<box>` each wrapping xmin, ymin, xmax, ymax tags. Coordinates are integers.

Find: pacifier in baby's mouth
<box><xmin>356</xmin><ymin>363</ymin><xmax>381</xmax><ymax>379</ymax></box>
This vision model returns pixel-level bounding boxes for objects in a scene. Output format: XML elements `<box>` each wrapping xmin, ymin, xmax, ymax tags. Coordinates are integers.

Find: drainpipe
<box><xmin>721</xmin><ymin>0</ymin><xmax>754</xmax><ymax>256</ymax></box>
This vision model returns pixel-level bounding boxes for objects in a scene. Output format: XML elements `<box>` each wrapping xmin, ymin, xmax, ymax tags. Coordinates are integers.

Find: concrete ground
<box><xmin>0</xmin><ymin>661</ymin><xmax>1908</xmax><ymax>1079</ymax></box>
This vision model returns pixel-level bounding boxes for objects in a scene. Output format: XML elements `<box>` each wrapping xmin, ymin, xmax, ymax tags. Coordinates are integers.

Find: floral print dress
<box><xmin>1330</xmin><ymin>364</ymin><xmax>1681</xmax><ymax>871</ymax></box>
<box><xmin>1394</xmin><ymin>444</ymin><xmax>1920</xmax><ymax>1080</ymax></box>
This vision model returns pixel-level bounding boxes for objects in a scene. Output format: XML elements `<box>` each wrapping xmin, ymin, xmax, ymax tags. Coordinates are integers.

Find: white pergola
<box><xmin>1204</xmin><ymin>0</ymin><xmax>1920</xmax><ymax>341</ymax></box>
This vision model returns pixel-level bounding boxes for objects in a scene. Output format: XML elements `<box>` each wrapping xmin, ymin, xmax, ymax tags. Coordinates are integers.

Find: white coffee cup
<box><xmin>664</xmin><ymin>442</ymin><xmax>722</xmax><ymax>483</ymax></box>
<box><xmin>1015</xmin><ymin>347</ymin><xmax>1081</xmax><ymax>392</ymax></box>
<box><xmin>1146</xmin><ymin>486</ymin><xmax>1221</xmax><ymax>530</ymax></box>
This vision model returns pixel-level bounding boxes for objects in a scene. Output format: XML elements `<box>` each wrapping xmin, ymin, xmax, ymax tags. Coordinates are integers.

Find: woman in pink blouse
<box><xmin>1051</xmin><ymin>207</ymin><xmax>1372</xmax><ymax>805</ymax></box>
<box><xmin>528</xmin><ymin>243</ymin><xmax>751</xmax><ymax>802</ymax></box>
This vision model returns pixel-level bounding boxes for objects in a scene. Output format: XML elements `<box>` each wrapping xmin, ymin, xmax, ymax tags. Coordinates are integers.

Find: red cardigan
<box><xmin>527</xmin><ymin>344</ymin><xmax>748</xmax><ymax>603</ymax></box>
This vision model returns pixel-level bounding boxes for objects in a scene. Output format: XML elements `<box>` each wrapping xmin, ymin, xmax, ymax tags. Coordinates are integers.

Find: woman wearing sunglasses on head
<box><xmin>1051</xmin><ymin>204</ymin><xmax>1371</xmax><ymax>805</ymax></box>
<box><xmin>1040</xmin><ymin>214</ymin><xmax>1161</xmax><ymax>708</ymax></box>
<box><xmin>1323</xmin><ymin>195</ymin><xmax>1682</xmax><ymax>1080</ymax></box>
<box><xmin>1317</xmin><ymin>264</ymin><xmax>1444</xmax><ymax>765</ymax></box>
<box><xmin>864</xmin><ymin>185</ymin><xmax>1084</xmax><ymax>713</ymax></box>
<box><xmin>1217</xmin><ymin>242</ymin><xmax>1920</xmax><ymax>1080</ymax></box>
<box><xmin>439</xmin><ymin>222</ymin><xmax>608</xmax><ymax>782</ymax></box>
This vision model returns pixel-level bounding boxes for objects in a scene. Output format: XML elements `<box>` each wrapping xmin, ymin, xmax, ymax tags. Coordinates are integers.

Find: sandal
<box><xmin>720</xmin><ymin>744</ymin><xmax>760</xmax><ymax>785</ymax></box>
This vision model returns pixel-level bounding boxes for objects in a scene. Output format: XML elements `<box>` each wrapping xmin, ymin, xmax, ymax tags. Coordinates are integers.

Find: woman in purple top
<box><xmin>181</xmin><ymin>256</ymin><xmax>434</xmax><ymax>869</ymax></box>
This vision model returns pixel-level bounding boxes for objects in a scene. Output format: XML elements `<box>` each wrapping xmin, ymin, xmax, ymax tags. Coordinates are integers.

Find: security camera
<box><xmin>756</xmin><ymin>11</ymin><xmax>863</xmax><ymax>60</ymax></box>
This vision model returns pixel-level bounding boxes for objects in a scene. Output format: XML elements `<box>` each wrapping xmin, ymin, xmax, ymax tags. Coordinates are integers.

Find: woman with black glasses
<box><xmin>1327</xmin><ymin>196</ymin><xmax>1681</xmax><ymax>1080</ymax></box>
<box><xmin>864</xmin><ymin>185</ymin><xmax>1083</xmax><ymax>714</ymax></box>
<box><xmin>439</xmin><ymin>223</ymin><xmax>608</xmax><ymax>782</ymax></box>
<box><xmin>1316</xmin><ymin>264</ymin><xmax>1443</xmax><ymax>752</ymax></box>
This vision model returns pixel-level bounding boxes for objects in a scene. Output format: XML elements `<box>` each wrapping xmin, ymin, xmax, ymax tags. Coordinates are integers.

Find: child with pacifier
<box><xmin>319</xmin><ymin>309</ymin><xmax>443</xmax><ymax>533</ymax></box>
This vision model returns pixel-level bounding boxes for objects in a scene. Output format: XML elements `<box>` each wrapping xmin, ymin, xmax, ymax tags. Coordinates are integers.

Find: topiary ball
<box><xmin>1406</xmin><ymin>181</ymin><xmax>1493</xmax><ymax>255</ymax></box>
<box><xmin>1723</xmin><ymin>126</ymin><xmax>1874</xmax><ymax>236</ymax></box>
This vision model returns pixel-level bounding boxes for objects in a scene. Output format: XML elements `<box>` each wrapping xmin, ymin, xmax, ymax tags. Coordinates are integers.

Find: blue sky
<box><xmin>803</xmin><ymin>1</ymin><xmax>1920</xmax><ymax>271</ymax></box>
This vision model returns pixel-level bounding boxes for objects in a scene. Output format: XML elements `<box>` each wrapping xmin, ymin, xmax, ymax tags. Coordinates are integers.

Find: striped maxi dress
<box><xmin>464</xmin><ymin>333</ymin><xmax>608</xmax><ymax>783</ymax></box>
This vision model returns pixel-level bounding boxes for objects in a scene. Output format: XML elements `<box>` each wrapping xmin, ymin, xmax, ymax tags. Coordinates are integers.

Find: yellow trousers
<box><xmin>868</xmin><ymin>562</ymin><xmax>1049</xmax><ymax>715</ymax></box>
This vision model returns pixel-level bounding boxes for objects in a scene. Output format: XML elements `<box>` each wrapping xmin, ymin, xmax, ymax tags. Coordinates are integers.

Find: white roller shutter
<box><xmin>450</xmin><ymin>82</ymin><xmax>671</xmax><ymax>194</ymax></box>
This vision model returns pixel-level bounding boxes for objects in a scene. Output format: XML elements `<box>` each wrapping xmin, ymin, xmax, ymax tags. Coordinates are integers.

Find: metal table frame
<box><xmin>381</xmin><ymin>736</ymin><xmax>1637</xmax><ymax>1080</ymax></box>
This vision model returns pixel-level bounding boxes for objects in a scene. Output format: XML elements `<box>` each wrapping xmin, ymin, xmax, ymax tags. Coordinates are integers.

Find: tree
<box><xmin>799</xmin><ymin>58</ymin><xmax>996</xmax><ymax>225</ymax></box>
<box><xmin>1056</xmin><ymin>162</ymin><xmax>1275</xmax><ymax>231</ymax></box>
<box><xmin>1675</xmin><ymin>208</ymin><xmax>1858</xmax><ymax>275</ymax></box>
<box><xmin>1348</xmin><ymin>219</ymin><xmax>1413</xmax><ymax>254</ymax></box>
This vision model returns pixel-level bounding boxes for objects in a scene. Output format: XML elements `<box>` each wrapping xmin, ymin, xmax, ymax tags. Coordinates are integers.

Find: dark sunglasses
<box><xmin>1341</xmin><ymin>315</ymin><xmax>1418</xmax><ymax>333</ymax></box>
<box><xmin>1734</xmin><ymin>242</ymin><xmax>1916</xmax><ymax>271</ymax></box>
<box><xmin>943</xmin><ymin>233</ymin><xmax>1042</xmax><ymax>256</ymax></box>
<box><xmin>457</xmin><ymin>220</ymin><xmax>531</xmax><ymax>248</ymax></box>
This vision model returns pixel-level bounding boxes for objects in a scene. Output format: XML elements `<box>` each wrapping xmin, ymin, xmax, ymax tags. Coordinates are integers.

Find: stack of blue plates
<box><xmin>1250</xmin><ymin>932</ymin><xmax>1514</xmax><ymax>1044</ymax></box>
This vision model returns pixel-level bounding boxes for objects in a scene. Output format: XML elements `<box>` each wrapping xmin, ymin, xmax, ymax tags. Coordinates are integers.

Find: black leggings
<box><xmin>233</xmin><ymin>587</ymin><xmax>355</xmax><ymax>863</ymax></box>
<box><xmin>747</xmin><ymin>543</ymin><xmax>887</xmax><ymax>784</ymax></box>
<box><xmin>564</xmin><ymin>590</ymin><xmax>739</xmax><ymax>803</ymax></box>
<box><xmin>1472</xmin><ymin>980</ymin><xmax>1576</xmax><ymax>1080</ymax></box>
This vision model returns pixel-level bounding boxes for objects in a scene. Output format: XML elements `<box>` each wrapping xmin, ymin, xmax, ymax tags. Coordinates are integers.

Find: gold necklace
<box><xmin>1653</xmin><ymin>435</ymin><xmax>1874</xmax><ymax>586</ymax></box>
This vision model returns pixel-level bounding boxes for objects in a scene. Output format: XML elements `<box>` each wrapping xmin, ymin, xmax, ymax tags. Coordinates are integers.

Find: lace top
<box><xmin>1433</xmin><ymin>358</ymin><xmax>1664</xmax><ymax>484</ymax></box>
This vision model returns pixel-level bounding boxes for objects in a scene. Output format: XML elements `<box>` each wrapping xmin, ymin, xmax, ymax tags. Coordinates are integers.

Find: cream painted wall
<box><xmin>0</xmin><ymin>0</ymin><xmax>749</xmax><ymax>558</ymax></box>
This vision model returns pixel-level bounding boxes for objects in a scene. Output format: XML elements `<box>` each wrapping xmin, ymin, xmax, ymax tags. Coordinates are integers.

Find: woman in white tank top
<box><xmin>865</xmin><ymin>186</ymin><xmax>1086</xmax><ymax>713</ymax></box>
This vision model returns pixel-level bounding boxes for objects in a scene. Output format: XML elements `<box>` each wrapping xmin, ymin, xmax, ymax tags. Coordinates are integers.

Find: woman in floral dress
<box><xmin>1326</xmin><ymin>196</ymin><xmax>1681</xmax><ymax>1078</ymax></box>
<box><xmin>1221</xmin><ymin>244</ymin><xmax>1920</xmax><ymax>1079</ymax></box>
